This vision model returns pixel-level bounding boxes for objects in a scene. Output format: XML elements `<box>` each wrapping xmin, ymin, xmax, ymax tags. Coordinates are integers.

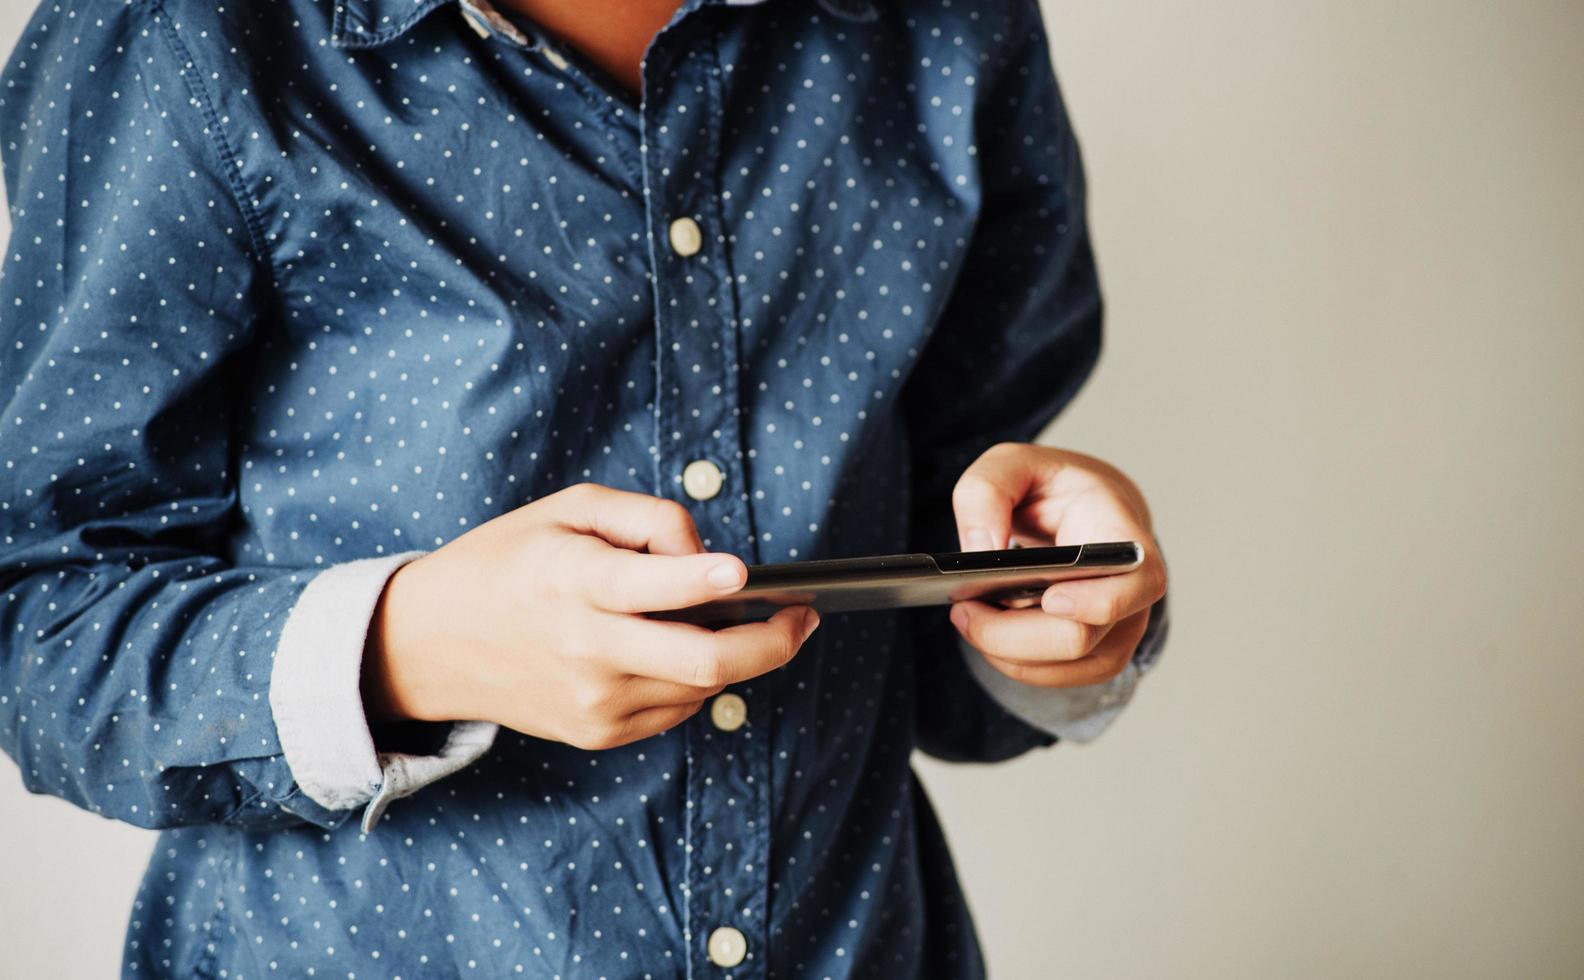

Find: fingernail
<box><xmin>800</xmin><ymin>607</ymin><xmax>821</xmax><ymax>641</ymax></box>
<box><xmin>707</xmin><ymin>559</ymin><xmax>744</xmax><ymax>590</ymax></box>
<box><xmin>1043</xmin><ymin>590</ymin><xmax>1076</xmax><ymax>616</ymax></box>
<box><xmin>962</xmin><ymin>527</ymin><xmax>993</xmax><ymax>551</ymax></box>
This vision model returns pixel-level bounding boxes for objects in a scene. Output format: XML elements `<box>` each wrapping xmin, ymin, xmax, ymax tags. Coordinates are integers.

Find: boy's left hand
<box><xmin>949</xmin><ymin>442</ymin><xmax>1167</xmax><ymax>689</ymax></box>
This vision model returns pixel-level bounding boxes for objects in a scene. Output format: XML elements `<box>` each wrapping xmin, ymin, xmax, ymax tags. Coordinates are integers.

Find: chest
<box><xmin>219</xmin><ymin>3</ymin><xmax>990</xmax><ymax>558</ymax></box>
<box><xmin>240</xmin><ymin>4</ymin><xmax>982</xmax><ymax>354</ymax></box>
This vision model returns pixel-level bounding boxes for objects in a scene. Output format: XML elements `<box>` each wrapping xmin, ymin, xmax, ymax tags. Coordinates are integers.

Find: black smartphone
<box><xmin>645</xmin><ymin>541</ymin><xmax>1143</xmax><ymax>627</ymax></box>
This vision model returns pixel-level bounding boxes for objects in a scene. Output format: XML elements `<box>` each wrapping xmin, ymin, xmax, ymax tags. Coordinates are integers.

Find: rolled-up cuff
<box><xmin>358</xmin><ymin>718</ymin><xmax>498</xmax><ymax>833</ymax></box>
<box><xmin>962</xmin><ymin>634</ymin><xmax>1139</xmax><ymax>743</ymax></box>
<box><xmin>268</xmin><ymin>549</ymin><xmax>498</xmax><ymax>832</ymax></box>
<box><xmin>959</xmin><ymin>590</ymin><xmax>1168</xmax><ymax>743</ymax></box>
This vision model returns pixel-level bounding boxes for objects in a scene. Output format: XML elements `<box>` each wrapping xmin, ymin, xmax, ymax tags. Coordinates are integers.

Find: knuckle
<box><xmin>950</xmin><ymin>471</ymin><xmax>988</xmax><ymax>505</ymax></box>
<box><xmin>572</xmin><ymin>678</ymin><xmax>620</xmax><ymax>719</ymax></box>
<box><xmin>690</xmin><ymin>654</ymin><xmax>726</xmax><ymax>690</ymax></box>
<box><xmin>570</xmin><ymin>686</ymin><xmax>604</xmax><ymax>719</ymax></box>
<box><xmin>1098</xmin><ymin>484</ymin><xmax>1133</xmax><ymax>513</ymax></box>
<box><xmin>652</xmin><ymin>496</ymin><xmax>695</xmax><ymax>532</ymax></box>
<box><xmin>543</xmin><ymin>530</ymin><xmax>600</xmax><ymax>587</ymax></box>
<box><xmin>1057</xmin><ymin>623</ymin><xmax>1097</xmax><ymax>660</ymax></box>
<box><xmin>1077</xmin><ymin>622</ymin><xmax>1107</xmax><ymax>655</ymax></box>
<box><xmin>567</xmin><ymin>722</ymin><xmax>613</xmax><ymax>751</ymax></box>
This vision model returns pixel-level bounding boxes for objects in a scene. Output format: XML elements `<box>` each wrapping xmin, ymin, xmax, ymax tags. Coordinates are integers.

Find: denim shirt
<box><xmin>0</xmin><ymin>0</ymin><xmax>1167</xmax><ymax>976</ymax></box>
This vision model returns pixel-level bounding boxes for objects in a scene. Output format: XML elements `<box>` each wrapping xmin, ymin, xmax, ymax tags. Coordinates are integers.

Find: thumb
<box><xmin>950</xmin><ymin>443</ymin><xmax>1039</xmax><ymax>552</ymax></box>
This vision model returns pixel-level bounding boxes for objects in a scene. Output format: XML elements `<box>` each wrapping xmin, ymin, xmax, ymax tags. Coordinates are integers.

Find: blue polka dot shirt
<box><xmin>0</xmin><ymin>0</ymin><xmax>1168</xmax><ymax>975</ymax></box>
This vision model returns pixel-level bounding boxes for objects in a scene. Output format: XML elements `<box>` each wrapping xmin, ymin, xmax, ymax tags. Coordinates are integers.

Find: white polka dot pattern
<box><xmin>0</xmin><ymin>0</ymin><xmax>1105</xmax><ymax>975</ymax></box>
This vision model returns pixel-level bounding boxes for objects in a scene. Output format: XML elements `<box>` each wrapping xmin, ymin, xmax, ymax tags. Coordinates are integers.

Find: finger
<box><xmin>572</xmin><ymin>700</ymin><xmax>707</xmax><ymax>751</ymax></box>
<box><xmin>580</xmin><ymin>542</ymin><xmax>749</xmax><ymax>614</ymax></box>
<box><xmin>1039</xmin><ymin>550</ymin><xmax>1167</xmax><ymax>626</ymax></box>
<box><xmin>606</xmin><ymin>675</ymin><xmax>727</xmax><ymax>714</ymax></box>
<box><xmin>975</xmin><ymin>608</ymin><xmax>1149</xmax><ymax>689</ymax></box>
<box><xmin>606</xmin><ymin>604</ymin><xmax>818</xmax><ymax>688</ymax></box>
<box><xmin>1033</xmin><ymin>483</ymin><xmax>1150</xmax><ymax>551</ymax></box>
<box><xmin>1007</xmin><ymin>463</ymin><xmax>1150</xmax><ymax>551</ymax></box>
<box><xmin>547</xmin><ymin>482</ymin><xmax>706</xmax><ymax>556</ymax></box>
<box><xmin>951</xmin><ymin>442</ymin><xmax>1046</xmax><ymax>552</ymax></box>
<box><xmin>1024</xmin><ymin>447</ymin><xmax>1154</xmax><ymax>532</ymax></box>
<box><xmin>950</xmin><ymin>598</ymin><xmax>1113</xmax><ymax>664</ymax></box>
<box><xmin>616</xmin><ymin>700</ymin><xmax>708</xmax><ymax>746</ymax></box>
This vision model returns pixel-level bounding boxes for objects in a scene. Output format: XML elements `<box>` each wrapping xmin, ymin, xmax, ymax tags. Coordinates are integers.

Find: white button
<box><xmin>668</xmin><ymin>216</ymin><xmax>703</xmax><ymax>257</ymax></box>
<box><xmin>710</xmin><ymin>693</ymin><xmax>747</xmax><ymax>732</ymax></box>
<box><xmin>682</xmin><ymin>459</ymin><xmax>724</xmax><ymax>501</ymax></box>
<box><xmin>707</xmin><ymin>926</ymin><xmax>747</xmax><ymax>967</ymax></box>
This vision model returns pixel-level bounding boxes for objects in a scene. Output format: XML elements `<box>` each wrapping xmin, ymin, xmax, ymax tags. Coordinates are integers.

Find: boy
<box><xmin>0</xmin><ymin>0</ymin><xmax>1168</xmax><ymax>975</ymax></box>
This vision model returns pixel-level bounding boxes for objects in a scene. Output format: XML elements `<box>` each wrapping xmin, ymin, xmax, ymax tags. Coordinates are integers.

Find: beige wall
<box><xmin>2</xmin><ymin>2</ymin><xmax>1581</xmax><ymax>977</ymax></box>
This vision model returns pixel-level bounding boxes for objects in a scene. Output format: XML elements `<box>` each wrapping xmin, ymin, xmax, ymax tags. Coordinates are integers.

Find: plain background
<box><xmin>2</xmin><ymin>1</ymin><xmax>1581</xmax><ymax>977</ymax></box>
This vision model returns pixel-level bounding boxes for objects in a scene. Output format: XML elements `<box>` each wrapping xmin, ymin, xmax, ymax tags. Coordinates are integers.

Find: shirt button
<box><xmin>682</xmin><ymin>459</ymin><xmax>724</xmax><ymax>501</ymax></box>
<box><xmin>709</xmin><ymin>692</ymin><xmax>747</xmax><ymax>732</ymax></box>
<box><xmin>707</xmin><ymin>926</ymin><xmax>748</xmax><ymax>967</ymax></box>
<box><xmin>668</xmin><ymin>216</ymin><xmax>703</xmax><ymax>257</ymax></box>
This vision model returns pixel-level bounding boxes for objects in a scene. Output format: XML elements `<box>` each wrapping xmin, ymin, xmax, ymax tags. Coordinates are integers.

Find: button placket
<box><xmin>641</xmin><ymin>90</ymin><xmax>754</xmax><ymax>540</ymax></box>
<box><xmin>639</xmin><ymin>21</ymin><xmax>769</xmax><ymax>977</ymax></box>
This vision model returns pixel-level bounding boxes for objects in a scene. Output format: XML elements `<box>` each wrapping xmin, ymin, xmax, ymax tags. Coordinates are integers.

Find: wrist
<box><xmin>362</xmin><ymin>556</ymin><xmax>450</xmax><ymax>725</ymax></box>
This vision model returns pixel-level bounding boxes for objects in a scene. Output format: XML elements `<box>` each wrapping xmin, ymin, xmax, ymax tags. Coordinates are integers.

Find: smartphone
<box><xmin>645</xmin><ymin>541</ymin><xmax>1143</xmax><ymax>627</ymax></box>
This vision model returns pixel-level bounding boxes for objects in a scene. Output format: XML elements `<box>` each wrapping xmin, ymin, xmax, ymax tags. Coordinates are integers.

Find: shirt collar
<box><xmin>329</xmin><ymin>0</ymin><xmax>879</xmax><ymax>49</ymax></box>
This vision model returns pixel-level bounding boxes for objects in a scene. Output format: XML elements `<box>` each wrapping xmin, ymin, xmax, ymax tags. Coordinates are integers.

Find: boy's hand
<box><xmin>361</xmin><ymin>482</ymin><xmax>819</xmax><ymax>749</ymax></box>
<box><xmin>949</xmin><ymin>443</ymin><xmax>1166</xmax><ymax>688</ymax></box>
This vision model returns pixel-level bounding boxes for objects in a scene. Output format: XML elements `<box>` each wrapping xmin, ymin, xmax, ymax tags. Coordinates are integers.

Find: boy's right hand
<box><xmin>360</xmin><ymin>482</ymin><xmax>819</xmax><ymax>750</ymax></box>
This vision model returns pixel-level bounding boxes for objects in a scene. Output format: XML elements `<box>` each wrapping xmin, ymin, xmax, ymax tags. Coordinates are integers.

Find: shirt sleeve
<box><xmin>269</xmin><ymin>550</ymin><xmax>499</xmax><ymax>833</ymax></box>
<box><xmin>0</xmin><ymin>3</ymin><xmax>491</xmax><ymax>834</ymax></box>
<box><xmin>902</xmin><ymin>0</ymin><xmax>1138</xmax><ymax>762</ymax></box>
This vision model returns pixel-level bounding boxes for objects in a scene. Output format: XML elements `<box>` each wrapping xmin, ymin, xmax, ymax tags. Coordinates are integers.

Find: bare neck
<box><xmin>492</xmin><ymin>0</ymin><xmax>687</xmax><ymax>97</ymax></box>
